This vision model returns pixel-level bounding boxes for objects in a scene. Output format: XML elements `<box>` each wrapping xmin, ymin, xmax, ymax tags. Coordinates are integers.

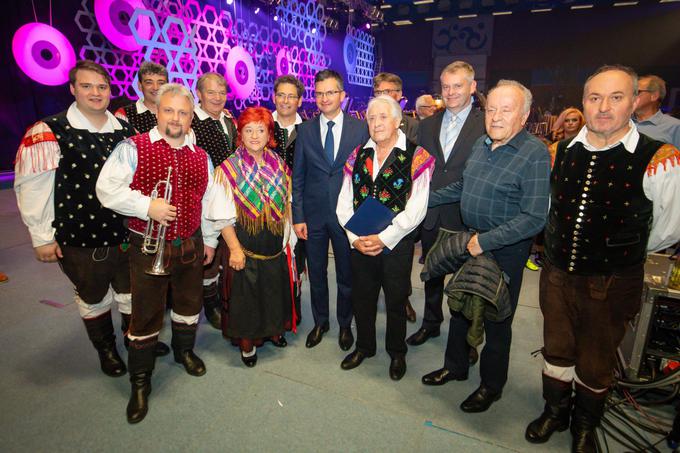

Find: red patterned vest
<box><xmin>128</xmin><ymin>132</ymin><xmax>208</xmax><ymax>241</ymax></box>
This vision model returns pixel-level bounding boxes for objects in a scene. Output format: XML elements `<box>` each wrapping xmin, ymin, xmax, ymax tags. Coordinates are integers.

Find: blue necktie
<box><xmin>324</xmin><ymin>120</ymin><xmax>335</xmax><ymax>164</ymax></box>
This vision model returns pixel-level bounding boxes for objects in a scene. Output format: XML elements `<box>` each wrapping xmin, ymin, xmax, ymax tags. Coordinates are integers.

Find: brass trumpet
<box><xmin>142</xmin><ymin>166</ymin><xmax>173</xmax><ymax>276</ymax></box>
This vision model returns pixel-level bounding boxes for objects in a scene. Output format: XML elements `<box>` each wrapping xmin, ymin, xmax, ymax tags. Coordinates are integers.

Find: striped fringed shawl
<box><xmin>216</xmin><ymin>147</ymin><xmax>291</xmax><ymax>236</ymax></box>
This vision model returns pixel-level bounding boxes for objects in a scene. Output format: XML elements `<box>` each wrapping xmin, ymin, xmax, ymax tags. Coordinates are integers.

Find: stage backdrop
<box><xmin>1</xmin><ymin>0</ymin><xmax>376</xmax><ymax>171</ymax></box>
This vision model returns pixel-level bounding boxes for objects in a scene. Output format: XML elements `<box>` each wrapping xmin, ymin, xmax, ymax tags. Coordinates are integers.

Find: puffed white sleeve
<box><xmin>644</xmin><ymin>144</ymin><xmax>680</xmax><ymax>252</ymax></box>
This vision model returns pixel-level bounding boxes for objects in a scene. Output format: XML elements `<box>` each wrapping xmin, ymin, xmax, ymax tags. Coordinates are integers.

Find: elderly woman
<box><xmin>336</xmin><ymin>95</ymin><xmax>434</xmax><ymax>380</ymax></box>
<box><xmin>212</xmin><ymin>106</ymin><xmax>294</xmax><ymax>367</ymax></box>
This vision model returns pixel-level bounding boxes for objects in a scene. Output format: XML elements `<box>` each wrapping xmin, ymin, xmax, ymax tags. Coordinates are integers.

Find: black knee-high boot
<box><xmin>82</xmin><ymin>311</ymin><xmax>126</xmax><ymax>377</ymax></box>
<box><xmin>121</xmin><ymin>313</ymin><xmax>170</xmax><ymax>357</ymax></box>
<box><xmin>571</xmin><ymin>384</ymin><xmax>607</xmax><ymax>453</ymax></box>
<box><xmin>126</xmin><ymin>336</ymin><xmax>157</xmax><ymax>424</ymax></box>
<box><xmin>203</xmin><ymin>282</ymin><xmax>222</xmax><ymax>330</ymax></box>
<box><xmin>171</xmin><ymin>322</ymin><xmax>206</xmax><ymax>376</ymax></box>
<box><xmin>526</xmin><ymin>374</ymin><xmax>572</xmax><ymax>443</ymax></box>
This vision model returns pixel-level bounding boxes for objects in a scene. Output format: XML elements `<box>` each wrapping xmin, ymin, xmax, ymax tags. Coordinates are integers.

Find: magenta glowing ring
<box><xmin>276</xmin><ymin>48</ymin><xmax>294</xmax><ymax>77</ymax></box>
<box><xmin>12</xmin><ymin>22</ymin><xmax>76</xmax><ymax>86</ymax></box>
<box><xmin>226</xmin><ymin>46</ymin><xmax>256</xmax><ymax>100</ymax></box>
<box><xmin>94</xmin><ymin>0</ymin><xmax>151</xmax><ymax>51</ymax></box>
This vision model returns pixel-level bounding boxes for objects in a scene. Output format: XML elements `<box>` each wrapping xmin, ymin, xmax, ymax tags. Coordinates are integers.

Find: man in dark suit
<box><xmin>293</xmin><ymin>69</ymin><xmax>369</xmax><ymax>350</ymax></box>
<box><xmin>407</xmin><ymin>62</ymin><xmax>486</xmax><ymax>375</ymax></box>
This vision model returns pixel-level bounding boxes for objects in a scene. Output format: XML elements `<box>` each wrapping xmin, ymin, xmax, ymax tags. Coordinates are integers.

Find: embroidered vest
<box><xmin>45</xmin><ymin>112</ymin><xmax>134</xmax><ymax>247</ymax></box>
<box><xmin>352</xmin><ymin>141</ymin><xmax>417</xmax><ymax>215</ymax></box>
<box><xmin>128</xmin><ymin>133</ymin><xmax>208</xmax><ymax>241</ymax></box>
<box><xmin>123</xmin><ymin>103</ymin><xmax>157</xmax><ymax>133</ymax></box>
<box><xmin>545</xmin><ymin>135</ymin><xmax>661</xmax><ymax>275</ymax></box>
<box><xmin>191</xmin><ymin>115</ymin><xmax>235</xmax><ymax>167</ymax></box>
<box><xmin>273</xmin><ymin>122</ymin><xmax>298</xmax><ymax>170</ymax></box>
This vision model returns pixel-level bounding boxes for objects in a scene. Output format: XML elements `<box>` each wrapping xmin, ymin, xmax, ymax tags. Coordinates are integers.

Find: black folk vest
<box><xmin>191</xmin><ymin>115</ymin><xmax>235</xmax><ymax>167</ymax></box>
<box><xmin>544</xmin><ymin>134</ymin><xmax>661</xmax><ymax>275</ymax></box>
<box><xmin>352</xmin><ymin>141</ymin><xmax>417</xmax><ymax>215</ymax></box>
<box><xmin>45</xmin><ymin>112</ymin><xmax>134</xmax><ymax>247</ymax></box>
<box><xmin>122</xmin><ymin>103</ymin><xmax>157</xmax><ymax>133</ymax></box>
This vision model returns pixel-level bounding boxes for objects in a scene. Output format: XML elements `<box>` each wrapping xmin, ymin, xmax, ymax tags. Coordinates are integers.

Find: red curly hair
<box><xmin>236</xmin><ymin>106</ymin><xmax>277</xmax><ymax>149</ymax></box>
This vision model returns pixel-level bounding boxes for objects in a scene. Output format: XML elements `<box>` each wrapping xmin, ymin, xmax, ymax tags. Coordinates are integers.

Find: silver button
<box><xmin>568</xmin><ymin>267</ymin><xmax>574</xmax><ymax>272</ymax></box>
<box><xmin>582</xmin><ymin>193</ymin><xmax>588</xmax><ymax>198</ymax></box>
<box><xmin>576</xmin><ymin>224</ymin><xmax>581</xmax><ymax>229</ymax></box>
<box><xmin>569</xmin><ymin>261</ymin><xmax>575</xmax><ymax>266</ymax></box>
<box><xmin>579</xmin><ymin>206</ymin><xmax>585</xmax><ymax>210</ymax></box>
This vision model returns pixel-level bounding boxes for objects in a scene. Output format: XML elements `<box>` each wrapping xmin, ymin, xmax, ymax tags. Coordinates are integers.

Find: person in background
<box><xmin>634</xmin><ymin>74</ymin><xmax>680</xmax><ymax>148</ymax></box>
<box><xmin>114</xmin><ymin>61</ymin><xmax>168</xmax><ymax>133</ymax></box>
<box><xmin>415</xmin><ymin>94</ymin><xmax>437</xmax><ymax>120</ymax></box>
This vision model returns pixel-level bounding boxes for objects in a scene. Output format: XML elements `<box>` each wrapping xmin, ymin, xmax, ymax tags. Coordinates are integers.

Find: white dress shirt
<box><xmin>95</xmin><ymin>127</ymin><xmax>232</xmax><ymax>248</ymax></box>
<box><xmin>14</xmin><ymin>103</ymin><xmax>124</xmax><ymax>247</ymax></box>
<box><xmin>337</xmin><ymin>130</ymin><xmax>432</xmax><ymax>250</ymax></box>
<box><xmin>568</xmin><ymin>120</ymin><xmax>680</xmax><ymax>252</ymax></box>
<box><xmin>319</xmin><ymin>111</ymin><xmax>344</xmax><ymax>160</ymax></box>
<box><xmin>272</xmin><ymin>111</ymin><xmax>303</xmax><ymax>136</ymax></box>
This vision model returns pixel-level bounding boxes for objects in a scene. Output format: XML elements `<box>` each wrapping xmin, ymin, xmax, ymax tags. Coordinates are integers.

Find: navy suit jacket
<box><xmin>292</xmin><ymin>113</ymin><xmax>369</xmax><ymax>228</ymax></box>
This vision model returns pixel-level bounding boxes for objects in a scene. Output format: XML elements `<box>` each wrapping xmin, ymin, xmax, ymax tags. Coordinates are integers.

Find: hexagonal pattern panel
<box><xmin>345</xmin><ymin>25</ymin><xmax>375</xmax><ymax>88</ymax></box>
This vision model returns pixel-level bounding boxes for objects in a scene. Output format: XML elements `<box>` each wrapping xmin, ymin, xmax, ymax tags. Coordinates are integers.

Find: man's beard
<box><xmin>164</xmin><ymin>125</ymin><xmax>184</xmax><ymax>139</ymax></box>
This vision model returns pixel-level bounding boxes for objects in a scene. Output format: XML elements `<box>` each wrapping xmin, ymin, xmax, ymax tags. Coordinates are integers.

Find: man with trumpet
<box><xmin>97</xmin><ymin>83</ymin><xmax>233</xmax><ymax>424</ymax></box>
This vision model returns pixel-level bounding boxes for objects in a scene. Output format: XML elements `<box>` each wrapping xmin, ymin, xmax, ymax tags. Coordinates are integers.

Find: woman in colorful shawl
<box><xmin>213</xmin><ymin>106</ymin><xmax>295</xmax><ymax>367</ymax></box>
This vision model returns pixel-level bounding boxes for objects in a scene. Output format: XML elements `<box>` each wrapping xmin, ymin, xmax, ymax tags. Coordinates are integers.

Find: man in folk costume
<box><xmin>526</xmin><ymin>65</ymin><xmax>680</xmax><ymax>453</ymax></box>
<box><xmin>272</xmin><ymin>75</ymin><xmax>305</xmax><ymax>324</ymax></box>
<box><xmin>14</xmin><ymin>60</ymin><xmax>169</xmax><ymax>379</ymax></box>
<box><xmin>189</xmin><ymin>72</ymin><xmax>238</xmax><ymax>330</ymax></box>
<box><xmin>337</xmin><ymin>96</ymin><xmax>434</xmax><ymax>380</ymax></box>
<box><xmin>114</xmin><ymin>61</ymin><xmax>168</xmax><ymax>134</ymax></box>
<box><xmin>96</xmin><ymin>83</ymin><xmax>226</xmax><ymax>424</ymax></box>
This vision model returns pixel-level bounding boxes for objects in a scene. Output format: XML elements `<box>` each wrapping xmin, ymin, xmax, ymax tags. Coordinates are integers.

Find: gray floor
<box><xmin>0</xmin><ymin>187</ymin><xmax>569</xmax><ymax>452</ymax></box>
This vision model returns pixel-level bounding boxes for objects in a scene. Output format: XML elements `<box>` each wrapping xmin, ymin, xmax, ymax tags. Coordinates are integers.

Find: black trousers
<box><xmin>351</xmin><ymin>238</ymin><xmax>414</xmax><ymax>357</ymax></box>
<box><xmin>444</xmin><ymin>238</ymin><xmax>533</xmax><ymax>392</ymax></box>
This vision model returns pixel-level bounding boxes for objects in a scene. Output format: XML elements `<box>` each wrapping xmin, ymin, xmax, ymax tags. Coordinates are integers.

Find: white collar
<box><xmin>136</xmin><ymin>98</ymin><xmax>150</xmax><ymax>114</ymax></box>
<box><xmin>149</xmin><ymin>126</ymin><xmax>195</xmax><ymax>150</ymax></box>
<box><xmin>568</xmin><ymin>120</ymin><xmax>639</xmax><ymax>153</ymax></box>
<box><xmin>363</xmin><ymin>129</ymin><xmax>407</xmax><ymax>151</ymax></box>
<box><xmin>272</xmin><ymin>111</ymin><xmax>303</xmax><ymax>126</ymax></box>
<box><xmin>66</xmin><ymin>102</ymin><xmax>122</xmax><ymax>133</ymax></box>
<box><xmin>320</xmin><ymin>111</ymin><xmax>344</xmax><ymax>127</ymax></box>
<box><xmin>194</xmin><ymin>104</ymin><xmax>225</xmax><ymax>122</ymax></box>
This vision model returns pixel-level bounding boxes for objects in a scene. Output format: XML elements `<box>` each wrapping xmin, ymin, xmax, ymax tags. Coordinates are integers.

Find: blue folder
<box><xmin>345</xmin><ymin>196</ymin><xmax>396</xmax><ymax>253</ymax></box>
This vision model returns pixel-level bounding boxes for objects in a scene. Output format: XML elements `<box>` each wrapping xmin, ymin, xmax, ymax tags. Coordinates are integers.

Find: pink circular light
<box><xmin>12</xmin><ymin>22</ymin><xmax>76</xmax><ymax>86</ymax></box>
<box><xmin>94</xmin><ymin>0</ymin><xmax>151</xmax><ymax>51</ymax></box>
<box><xmin>276</xmin><ymin>48</ymin><xmax>294</xmax><ymax>77</ymax></box>
<box><xmin>226</xmin><ymin>46</ymin><xmax>256</xmax><ymax>100</ymax></box>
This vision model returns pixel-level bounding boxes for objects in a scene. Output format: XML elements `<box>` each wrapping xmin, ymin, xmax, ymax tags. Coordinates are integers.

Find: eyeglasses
<box><xmin>314</xmin><ymin>90</ymin><xmax>342</xmax><ymax>99</ymax></box>
<box><xmin>275</xmin><ymin>93</ymin><xmax>300</xmax><ymax>101</ymax></box>
<box><xmin>420</xmin><ymin>105</ymin><xmax>436</xmax><ymax>110</ymax></box>
<box><xmin>374</xmin><ymin>88</ymin><xmax>401</xmax><ymax>96</ymax></box>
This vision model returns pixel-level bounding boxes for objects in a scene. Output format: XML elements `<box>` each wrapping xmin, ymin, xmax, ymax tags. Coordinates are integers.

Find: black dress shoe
<box><xmin>460</xmin><ymin>384</ymin><xmax>502</xmax><ymax>413</ymax></box>
<box><xmin>341</xmin><ymin>350</ymin><xmax>374</xmax><ymax>370</ymax></box>
<box><xmin>389</xmin><ymin>356</ymin><xmax>407</xmax><ymax>381</ymax></box>
<box><xmin>338</xmin><ymin>327</ymin><xmax>354</xmax><ymax>351</ymax></box>
<box><xmin>305</xmin><ymin>323</ymin><xmax>329</xmax><ymax>348</ymax></box>
<box><xmin>468</xmin><ymin>346</ymin><xmax>479</xmax><ymax>366</ymax></box>
<box><xmin>406</xmin><ymin>327</ymin><xmax>440</xmax><ymax>346</ymax></box>
<box><xmin>421</xmin><ymin>368</ymin><xmax>468</xmax><ymax>386</ymax></box>
<box><xmin>268</xmin><ymin>335</ymin><xmax>288</xmax><ymax>348</ymax></box>
<box><xmin>173</xmin><ymin>350</ymin><xmax>207</xmax><ymax>376</ymax></box>
<box><xmin>241</xmin><ymin>352</ymin><xmax>257</xmax><ymax>367</ymax></box>
<box><xmin>405</xmin><ymin>301</ymin><xmax>417</xmax><ymax>323</ymax></box>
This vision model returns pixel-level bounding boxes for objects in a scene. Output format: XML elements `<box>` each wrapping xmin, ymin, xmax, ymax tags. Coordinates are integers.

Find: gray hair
<box><xmin>196</xmin><ymin>72</ymin><xmax>226</xmax><ymax>93</ymax></box>
<box><xmin>415</xmin><ymin>94</ymin><xmax>434</xmax><ymax>109</ymax></box>
<box><xmin>640</xmin><ymin>74</ymin><xmax>666</xmax><ymax>102</ymax></box>
<box><xmin>440</xmin><ymin>61</ymin><xmax>475</xmax><ymax>82</ymax></box>
<box><xmin>156</xmin><ymin>83</ymin><xmax>194</xmax><ymax>107</ymax></box>
<box><xmin>489</xmin><ymin>79</ymin><xmax>533</xmax><ymax>115</ymax></box>
<box><xmin>367</xmin><ymin>95</ymin><xmax>402</xmax><ymax>123</ymax></box>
